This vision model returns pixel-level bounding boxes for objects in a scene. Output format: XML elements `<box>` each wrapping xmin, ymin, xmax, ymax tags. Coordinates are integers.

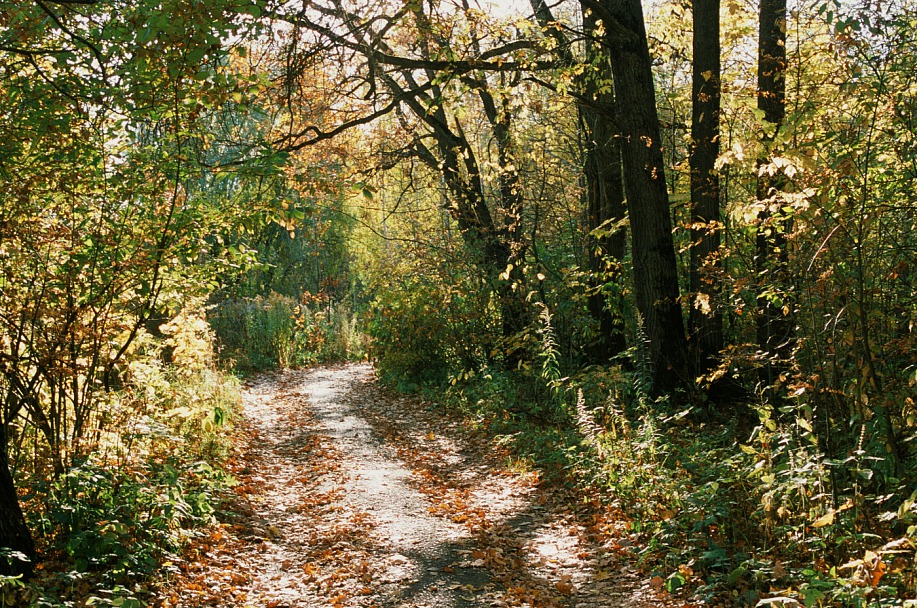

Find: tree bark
<box><xmin>0</xmin><ymin>423</ymin><xmax>36</xmax><ymax>577</ymax></box>
<box><xmin>755</xmin><ymin>0</ymin><xmax>793</xmax><ymax>386</ymax></box>
<box><xmin>689</xmin><ymin>0</ymin><xmax>723</xmax><ymax>374</ymax></box>
<box><xmin>591</xmin><ymin>0</ymin><xmax>690</xmax><ymax>391</ymax></box>
<box><xmin>582</xmin><ymin>17</ymin><xmax>628</xmax><ymax>363</ymax></box>
<box><xmin>474</xmin><ymin>82</ymin><xmax>531</xmax><ymax>342</ymax></box>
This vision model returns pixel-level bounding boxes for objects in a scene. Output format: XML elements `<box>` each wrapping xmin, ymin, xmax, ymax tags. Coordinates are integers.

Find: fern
<box><xmin>632</xmin><ymin>311</ymin><xmax>654</xmax><ymax>408</ymax></box>
<box><xmin>537</xmin><ymin>303</ymin><xmax>562</xmax><ymax>398</ymax></box>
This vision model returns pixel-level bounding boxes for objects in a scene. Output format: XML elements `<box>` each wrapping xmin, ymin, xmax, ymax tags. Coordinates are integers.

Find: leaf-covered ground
<box><xmin>158</xmin><ymin>363</ymin><xmax>691</xmax><ymax>607</ymax></box>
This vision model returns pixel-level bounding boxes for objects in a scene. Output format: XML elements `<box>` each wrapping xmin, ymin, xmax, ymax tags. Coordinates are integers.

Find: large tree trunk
<box><xmin>0</xmin><ymin>424</ymin><xmax>36</xmax><ymax>577</ymax></box>
<box><xmin>592</xmin><ymin>0</ymin><xmax>690</xmax><ymax>391</ymax></box>
<box><xmin>755</xmin><ymin>0</ymin><xmax>793</xmax><ymax>386</ymax></box>
<box><xmin>689</xmin><ymin>0</ymin><xmax>723</xmax><ymax>374</ymax></box>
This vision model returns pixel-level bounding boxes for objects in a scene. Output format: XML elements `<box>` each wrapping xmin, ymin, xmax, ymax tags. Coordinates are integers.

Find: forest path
<box><xmin>161</xmin><ymin>363</ymin><xmax>682</xmax><ymax>607</ymax></box>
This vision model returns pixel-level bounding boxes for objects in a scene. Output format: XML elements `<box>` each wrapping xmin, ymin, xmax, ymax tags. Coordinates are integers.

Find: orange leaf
<box><xmin>870</xmin><ymin>559</ymin><xmax>887</xmax><ymax>586</ymax></box>
<box><xmin>303</xmin><ymin>563</ymin><xmax>317</xmax><ymax>579</ymax></box>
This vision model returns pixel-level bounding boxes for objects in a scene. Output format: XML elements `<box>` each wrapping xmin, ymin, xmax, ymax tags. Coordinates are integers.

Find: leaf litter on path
<box><xmin>158</xmin><ymin>364</ymin><xmax>691</xmax><ymax>608</ymax></box>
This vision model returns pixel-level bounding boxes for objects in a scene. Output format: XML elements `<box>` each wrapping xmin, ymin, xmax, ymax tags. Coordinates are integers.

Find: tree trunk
<box><xmin>582</xmin><ymin>18</ymin><xmax>628</xmax><ymax>363</ymax></box>
<box><xmin>689</xmin><ymin>0</ymin><xmax>723</xmax><ymax>374</ymax></box>
<box><xmin>593</xmin><ymin>0</ymin><xmax>690</xmax><ymax>391</ymax></box>
<box><xmin>475</xmin><ymin>84</ymin><xmax>532</xmax><ymax>344</ymax></box>
<box><xmin>530</xmin><ymin>0</ymin><xmax>627</xmax><ymax>363</ymax></box>
<box><xmin>755</xmin><ymin>0</ymin><xmax>793</xmax><ymax>386</ymax></box>
<box><xmin>0</xmin><ymin>423</ymin><xmax>36</xmax><ymax>577</ymax></box>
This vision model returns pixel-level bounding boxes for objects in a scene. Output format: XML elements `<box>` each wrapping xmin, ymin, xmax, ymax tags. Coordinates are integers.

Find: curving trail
<box><xmin>159</xmin><ymin>363</ymin><xmax>686</xmax><ymax>608</ymax></box>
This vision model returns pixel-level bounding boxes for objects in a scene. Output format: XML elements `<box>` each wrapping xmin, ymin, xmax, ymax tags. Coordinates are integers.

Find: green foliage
<box><xmin>2</xmin><ymin>306</ymin><xmax>240</xmax><ymax>607</ymax></box>
<box><xmin>0</xmin><ymin>0</ymin><xmax>283</xmax><ymax>480</ymax></box>
<box><xmin>211</xmin><ymin>293</ymin><xmax>366</xmax><ymax>371</ymax></box>
<box><xmin>5</xmin><ymin>450</ymin><xmax>233</xmax><ymax>607</ymax></box>
<box><xmin>427</xmin><ymin>342</ymin><xmax>917</xmax><ymax>606</ymax></box>
<box><xmin>41</xmin><ymin>457</ymin><xmax>223</xmax><ymax>582</ymax></box>
<box><xmin>365</xmin><ymin>248</ymin><xmax>498</xmax><ymax>387</ymax></box>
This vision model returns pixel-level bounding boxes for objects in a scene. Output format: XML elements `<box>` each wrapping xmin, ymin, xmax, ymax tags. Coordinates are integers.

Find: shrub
<box><xmin>209</xmin><ymin>292</ymin><xmax>366</xmax><ymax>371</ymax></box>
<box><xmin>2</xmin><ymin>306</ymin><xmax>241</xmax><ymax>608</ymax></box>
<box><xmin>365</xmin><ymin>262</ymin><xmax>498</xmax><ymax>387</ymax></box>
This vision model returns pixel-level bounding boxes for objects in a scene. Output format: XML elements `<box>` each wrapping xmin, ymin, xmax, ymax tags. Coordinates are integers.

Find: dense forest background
<box><xmin>1</xmin><ymin>0</ymin><xmax>916</xmax><ymax>605</ymax></box>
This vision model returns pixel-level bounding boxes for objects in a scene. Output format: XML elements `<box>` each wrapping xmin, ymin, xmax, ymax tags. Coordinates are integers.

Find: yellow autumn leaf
<box><xmin>811</xmin><ymin>509</ymin><xmax>835</xmax><ymax>528</ymax></box>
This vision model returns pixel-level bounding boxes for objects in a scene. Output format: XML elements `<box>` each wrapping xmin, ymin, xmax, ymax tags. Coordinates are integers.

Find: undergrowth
<box><xmin>210</xmin><ymin>292</ymin><xmax>366</xmax><ymax>371</ymax></box>
<box><xmin>410</xmin><ymin>333</ymin><xmax>917</xmax><ymax>607</ymax></box>
<box><xmin>1</xmin><ymin>306</ymin><xmax>241</xmax><ymax>608</ymax></box>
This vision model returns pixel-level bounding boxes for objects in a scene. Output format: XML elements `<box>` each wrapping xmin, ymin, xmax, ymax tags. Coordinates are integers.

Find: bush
<box><xmin>2</xmin><ymin>306</ymin><xmax>241</xmax><ymax>608</ymax></box>
<box><xmin>429</xmin><ymin>354</ymin><xmax>917</xmax><ymax>606</ymax></box>
<box><xmin>209</xmin><ymin>292</ymin><xmax>366</xmax><ymax>371</ymax></box>
<box><xmin>366</xmin><ymin>264</ymin><xmax>498</xmax><ymax>387</ymax></box>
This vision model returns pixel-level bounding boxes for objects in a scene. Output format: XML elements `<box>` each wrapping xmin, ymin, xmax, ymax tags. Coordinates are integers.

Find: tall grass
<box><xmin>209</xmin><ymin>292</ymin><xmax>367</xmax><ymax>371</ymax></box>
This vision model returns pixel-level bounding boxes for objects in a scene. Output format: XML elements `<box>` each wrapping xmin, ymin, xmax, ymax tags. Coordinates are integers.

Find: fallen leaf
<box><xmin>303</xmin><ymin>563</ymin><xmax>317</xmax><ymax>579</ymax></box>
<box><xmin>811</xmin><ymin>509</ymin><xmax>835</xmax><ymax>528</ymax></box>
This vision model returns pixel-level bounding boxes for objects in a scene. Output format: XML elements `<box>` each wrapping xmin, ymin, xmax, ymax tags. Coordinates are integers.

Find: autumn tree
<box><xmin>267</xmin><ymin>0</ymin><xmax>549</xmax><ymax>350</ymax></box>
<box><xmin>0</xmin><ymin>0</ymin><xmax>270</xmax><ymax>575</ymax></box>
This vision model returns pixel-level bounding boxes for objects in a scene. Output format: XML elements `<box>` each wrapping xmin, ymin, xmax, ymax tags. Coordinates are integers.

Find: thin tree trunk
<box><xmin>689</xmin><ymin>0</ymin><xmax>723</xmax><ymax>374</ymax></box>
<box><xmin>530</xmin><ymin>0</ymin><xmax>627</xmax><ymax>363</ymax></box>
<box><xmin>475</xmin><ymin>84</ymin><xmax>532</xmax><ymax>343</ymax></box>
<box><xmin>582</xmin><ymin>18</ymin><xmax>628</xmax><ymax>363</ymax></box>
<box><xmin>755</xmin><ymin>0</ymin><xmax>793</xmax><ymax>386</ymax></box>
<box><xmin>0</xmin><ymin>423</ymin><xmax>35</xmax><ymax>577</ymax></box>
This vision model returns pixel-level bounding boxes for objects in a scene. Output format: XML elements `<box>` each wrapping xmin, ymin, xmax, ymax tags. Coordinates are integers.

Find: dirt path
<box><xmin>160</xmin><ymin>364</ymin><xmax>686</xmax><ymax>607</ymax></box>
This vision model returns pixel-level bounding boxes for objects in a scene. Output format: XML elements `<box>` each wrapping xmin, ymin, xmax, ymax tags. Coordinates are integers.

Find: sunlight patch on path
<box><xmin>162</xmin><ymin>363</ymin><xmax>688</xmax><ymax>608</ymax></box>
<box><xmin>299</xmin><ymin>364</ymin><xmax>487</xmax><ymax>607</ymax></box>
